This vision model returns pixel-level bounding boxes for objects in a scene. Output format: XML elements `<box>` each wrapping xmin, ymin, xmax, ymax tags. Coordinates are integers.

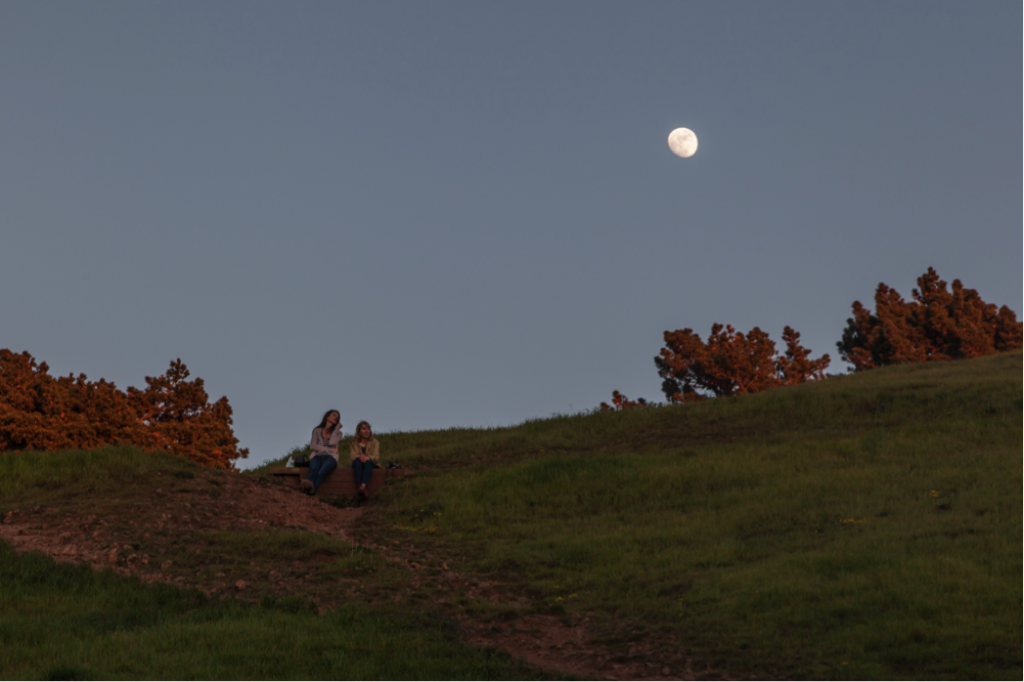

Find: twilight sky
<box><xmin>2</xmin><ymin>1</ymin><xmax>1020</xmax><ymax>467</ymax></box>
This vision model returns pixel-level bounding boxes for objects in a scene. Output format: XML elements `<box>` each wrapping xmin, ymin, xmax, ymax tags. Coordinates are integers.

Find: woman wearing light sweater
<box><xmin>302</xmin><ymin>409</ymin><xmax>342</xmax><ymax>495</ymax></box>
<box><xmin>349</xmin><ymin>421</ymin><xmax>380</xmax><ymax>498</ymax></box>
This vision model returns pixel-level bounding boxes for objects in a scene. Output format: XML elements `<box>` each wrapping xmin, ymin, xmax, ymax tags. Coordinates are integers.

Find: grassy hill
<box><xmin>3</xmin><ymin>351</ymin><xmax>1021</xmax><ymax>679</ymax></box>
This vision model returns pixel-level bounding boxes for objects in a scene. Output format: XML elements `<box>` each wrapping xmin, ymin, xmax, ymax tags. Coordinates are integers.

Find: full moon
<box><xmin>667</xmin><ymin>127</ymin><xmax>698</xmax><ymax>158</ymax></box>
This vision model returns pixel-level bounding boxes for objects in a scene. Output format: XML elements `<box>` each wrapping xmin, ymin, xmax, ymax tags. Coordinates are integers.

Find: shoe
<box><xmin>300</xmin><ymin>479</ymin><xmax>313</xmax><ymax>492</ymax></box>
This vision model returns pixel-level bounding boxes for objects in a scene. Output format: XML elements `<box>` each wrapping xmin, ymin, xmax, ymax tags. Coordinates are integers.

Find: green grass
<box><xmin>0</xmin><ymin>542</ymin><xmax>552</xmax><ymax>680</ymax></box>
<box><xmin>147</xmin><ymin>527</ymin><xmax>416</xmax><ymax>599</ymax></box>
<box><xmin>2</xmin><ymin>351</ymin><xmax>1021</xmax><ymax>679</ymax></box>
<box><xmin>0</xmin><ymin>445</ymin><xmax>208</xmax><ymax>510</ymax></box>
<box><xmin>354</xmin><ymin>351</ymin><xmax>1022</xmax><ymax>679</ymax></box>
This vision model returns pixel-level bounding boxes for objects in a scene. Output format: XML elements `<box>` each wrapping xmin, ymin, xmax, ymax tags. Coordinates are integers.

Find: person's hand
<box><xmin>359</xmin><ymin>455</ymin><xmax>368</xmax><ymax>463</ymax></box>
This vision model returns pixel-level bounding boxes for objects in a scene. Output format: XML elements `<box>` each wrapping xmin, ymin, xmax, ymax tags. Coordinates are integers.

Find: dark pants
<box><xmin>307</xmin><ymin>454</ymin><xmax>337</xmax><ymax>493</ymax></box>
<box><xmin>352</xmin><ymin>458</ymin><xmax>379</xmax><ymax>487</ymax></box>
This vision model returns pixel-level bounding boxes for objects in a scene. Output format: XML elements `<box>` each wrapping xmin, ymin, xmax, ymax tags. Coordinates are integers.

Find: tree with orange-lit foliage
<box><xmin>0</xmin><ymin>350</ymin><xmax>247</xmax><ymax>469</ymax></box>
<box><xmin>0</xmin><ymin>350</ymin><xmax>137</xmax><ymax>451</ymax></box>
<box><xmin>776</xmin><ymin>326</ymin><xmax>832</xmax><ymax>385</ymax></box>
<box><xmin>653</xmin><ymin>324</ymin><xmax>829</xmax><ymax>403</ymax></box>
<box><xmin>837</xmin><ymin>267</ymin><xmax>1023</xmax><ymax>371</ymax></box>
<box><xmin>599</xmin><ymin>390</ymin><xmax>649</xmax><ymax>411</ymax></box>
<box><xmin>127</xmin><ymin>359</ymin><xmax>248</xmax><ymax>469</ymax></box>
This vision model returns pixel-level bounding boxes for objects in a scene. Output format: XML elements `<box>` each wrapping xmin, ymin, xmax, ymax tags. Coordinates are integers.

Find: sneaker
<box><xmin>300</xmin><ymin>479</ymin><xmax>313</xmax><ymax>492</ymax></box>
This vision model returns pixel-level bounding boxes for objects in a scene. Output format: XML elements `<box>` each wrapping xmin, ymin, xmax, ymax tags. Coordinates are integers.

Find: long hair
<box><xmin>316</xmin><ymin>409</ymin><xmax>340</xmax><ymax>435</ymax></box>
<box><xmin>354</xmin><ymin>420</ymin><xmax>373</xmax><ymax>443</ymax></box>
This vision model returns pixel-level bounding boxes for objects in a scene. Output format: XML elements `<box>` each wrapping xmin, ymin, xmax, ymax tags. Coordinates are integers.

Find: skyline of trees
<box><xmin>604</xmin><ymin>267</ymin><xmax>1021</xmax><ymax>410</ymax></box>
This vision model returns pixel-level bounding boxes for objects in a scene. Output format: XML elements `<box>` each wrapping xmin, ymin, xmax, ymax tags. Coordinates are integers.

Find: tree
<box><xmin>0</xmin><ymin>351</ymin><xmax>247</xmax><ymax>469</ymax></box>
<box><xmin>776</xmin><ymin>326</ymin><xmax>832</xmax><ymax>385</ymax></box>
<box><xmin>653</xmin><ymin>324</ymin><xmax>829</xmax><ymax>403</ymax></box>
<box><xmin>128</xmin><ymin>359</ymin><xmax>248</xmax><ymax>469</ymax></box>
<box><xmin>837</xmin><ymin>267</ymin><xmax>1023</xmax><ymax>371</ymax></box>
<box><xmin>599</xmin><ymin>390</ymin><xmax>648</xmax><ymax>411</ymax></box>
<box><xmin>0</xmin><ymin>350</ymin><xmax>136</xmax><ymax>451</ymax></box>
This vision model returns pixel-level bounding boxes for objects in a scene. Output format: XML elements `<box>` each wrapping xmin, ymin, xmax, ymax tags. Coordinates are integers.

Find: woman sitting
<box><xmin>349</xmin><ymin>421</ymin><xmax>380</xmax><ymax>498</ymax></box>
<box><xmin>302</xmin><ymin>410</ymin><xmax>342</xmax><ymax>495</ymax></box>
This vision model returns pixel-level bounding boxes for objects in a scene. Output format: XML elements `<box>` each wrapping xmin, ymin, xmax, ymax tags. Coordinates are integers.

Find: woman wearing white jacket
<box><xmin>302</xmin><ymin>409</ymin><xmax>342</xmax><ymax>494</ymax></box>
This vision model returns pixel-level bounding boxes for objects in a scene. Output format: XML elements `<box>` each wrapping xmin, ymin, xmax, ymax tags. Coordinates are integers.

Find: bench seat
<box><xmin>268</xmin><ymin>466</ymin><xmax>407</xmax><ymax>497</ymax></box>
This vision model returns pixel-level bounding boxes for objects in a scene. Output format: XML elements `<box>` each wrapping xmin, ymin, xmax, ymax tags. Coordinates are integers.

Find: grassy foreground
<box><xmin>2</xmin><ymin>351</ymin><xmax>1021</xmax><ymax>679</ymax></box>
<box><xmin>347</xmin><ymin>351</ymin><xmax>1021</xmax><ymax>679</ymax></box>
<box><xmin>0</xmin><ymin>541</ymin><xmax>544</xmax><ymax>680</ymax></box>
<box><xmin>0</xmin><ymin>446</ymin><xmax>553</xmax><ymax>680</ymax></box>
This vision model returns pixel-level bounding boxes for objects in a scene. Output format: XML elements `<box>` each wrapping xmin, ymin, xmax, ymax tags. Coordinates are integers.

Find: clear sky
<box><xmin>2</xmin><ymin>1</ymin><xmax>1020</xmax><ymax>467</ymax></box>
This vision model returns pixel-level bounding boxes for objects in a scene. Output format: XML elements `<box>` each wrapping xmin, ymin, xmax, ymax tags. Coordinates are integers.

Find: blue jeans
<box><xmin>307</xmin><ymin>454</ymin><xmax>337</xmax><ymax>493</ymax></box>
<box><xmin>352</xmin><ymin>458</ymin><xmax>379</xmax><ymax>487</ymax></box>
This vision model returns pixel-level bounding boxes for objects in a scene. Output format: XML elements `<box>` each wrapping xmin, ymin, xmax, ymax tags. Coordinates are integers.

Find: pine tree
<box><xmin>837</xmin><ymin>267</ymin><xmax>1022</xmax><ymax>370</ymax></box>
<box><xmin>654</xmin><ymin>324</ymin><xmax>829</xmax><ymax>402</ymax></box>
<box><xmin>128</xmin><ymin>359</ymin><xmax>247</xmax><ymax>469</ymax></box>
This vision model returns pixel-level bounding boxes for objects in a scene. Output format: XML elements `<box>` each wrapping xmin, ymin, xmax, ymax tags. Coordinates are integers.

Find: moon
<box><xmin>667</xmin><ymin>127</ymin><xmax>698</xmax><ymax>158</ymax></box>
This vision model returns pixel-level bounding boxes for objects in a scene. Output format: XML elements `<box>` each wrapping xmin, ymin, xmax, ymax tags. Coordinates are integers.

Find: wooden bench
<box><xmin>268</xmin><ymin>466</ymin><xmax>407</xmax><ymax>497</ymax></box>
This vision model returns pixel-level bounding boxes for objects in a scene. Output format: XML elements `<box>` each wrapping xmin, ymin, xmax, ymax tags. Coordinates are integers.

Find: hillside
<box><xmin>2</xmin><ymin>351</ymin><xmax>1021</xmax><ymax>679</ymax></box>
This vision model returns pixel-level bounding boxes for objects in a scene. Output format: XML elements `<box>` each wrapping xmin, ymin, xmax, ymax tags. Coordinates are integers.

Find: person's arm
<box><xmin>368</xmin><ymin>439</ymin><xmax>381</xmax><ymax>465</ymax></box>
<box><xmin>309</xmin><ymin>429</ymin><xmax>334</xmax><ymax>456</ymax></box>
<box><xmin>348</xmin><ymin>439</ymin><xmax>360</xmax><ymax>463</ymax></box>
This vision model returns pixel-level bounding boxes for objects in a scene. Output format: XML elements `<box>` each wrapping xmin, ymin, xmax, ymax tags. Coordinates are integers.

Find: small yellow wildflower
<box><xmin>929</xmin><ymin>490</ymin><xmax>939</xmax><ymax>497</ymax></box>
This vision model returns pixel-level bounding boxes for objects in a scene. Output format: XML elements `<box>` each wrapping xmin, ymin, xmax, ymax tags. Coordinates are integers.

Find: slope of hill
<box><xmin>0</xmin><ymin>448</ymin><xmax>551</xmax><ymax>680</ymax></box>
<box><xmin>2</xmin><ymin>351</ymin><xmax>1020</xmax><ymax>679</ymax></box>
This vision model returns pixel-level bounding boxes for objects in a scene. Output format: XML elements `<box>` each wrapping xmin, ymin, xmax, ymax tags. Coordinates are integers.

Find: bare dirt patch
<box><xmin>0</xmin><ymin>470</ymin><xmax>360</xmax><ymax>600</ymax></box>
